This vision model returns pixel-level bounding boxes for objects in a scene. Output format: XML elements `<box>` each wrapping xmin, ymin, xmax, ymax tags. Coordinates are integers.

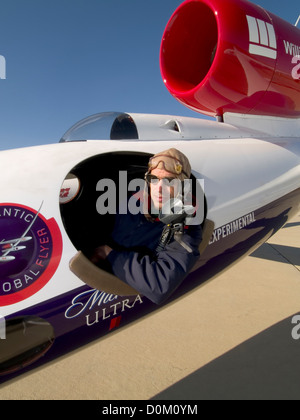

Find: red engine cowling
<box><xmin>160</xmin><ymin>0</ymin><xmax>300</xmax><ymax>118</ymax></box>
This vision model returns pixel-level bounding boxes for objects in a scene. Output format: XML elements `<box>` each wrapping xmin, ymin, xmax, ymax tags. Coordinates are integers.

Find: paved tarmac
<box><xmin>1</xmin><ymin>213</ymin><xmax>300</xmax><ymax>400</ymax></box>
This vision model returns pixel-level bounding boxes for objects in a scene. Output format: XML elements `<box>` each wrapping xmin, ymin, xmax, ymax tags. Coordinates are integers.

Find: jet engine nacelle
<box><xmin>160</xmin><ymin>0</ymin><xmax>300</xmax><ymax>118</ymax></box>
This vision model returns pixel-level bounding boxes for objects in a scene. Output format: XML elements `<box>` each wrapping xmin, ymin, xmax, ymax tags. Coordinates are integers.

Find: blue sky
<box><xmin>0</xmin><ymin>0</ymin><xmax>298</xmax><ymax>150</ymax></box>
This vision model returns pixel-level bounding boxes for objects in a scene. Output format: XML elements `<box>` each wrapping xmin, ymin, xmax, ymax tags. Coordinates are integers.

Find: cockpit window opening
<box><xmin>60</xmin><ymin>152</ymin><xmax>207</xmax><ymax>258</ymax></box>
<box><xmin>59</xmin><ymin>152</ymin><xmax>150</xmax><ymax>256</ymax></box>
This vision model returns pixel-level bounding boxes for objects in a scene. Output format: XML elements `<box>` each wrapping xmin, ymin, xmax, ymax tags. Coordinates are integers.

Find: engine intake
<box><xmin>160</xmin><ymin>0</ymin><xmax>300</xmax><ymax>118</ymax></box>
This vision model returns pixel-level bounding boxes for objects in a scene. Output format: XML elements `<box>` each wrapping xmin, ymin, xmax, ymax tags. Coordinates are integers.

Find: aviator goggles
<box><xmin>147</xmin><ymin>154</ymin><xmax>189</xmax><ymax>178</ymax></box>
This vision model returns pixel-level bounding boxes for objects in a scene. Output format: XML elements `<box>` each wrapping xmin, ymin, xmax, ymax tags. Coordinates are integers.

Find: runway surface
<box><xmin>1</xmin><ymin>212</ymin><xmax>300</xmax><ymax>400</ymax></box>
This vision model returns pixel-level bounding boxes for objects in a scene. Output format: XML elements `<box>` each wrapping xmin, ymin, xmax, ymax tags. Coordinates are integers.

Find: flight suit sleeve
<box><xmin>106</xmin><ymin>225</ymin><xmax>202</xmax><ymax>305</ymax></box>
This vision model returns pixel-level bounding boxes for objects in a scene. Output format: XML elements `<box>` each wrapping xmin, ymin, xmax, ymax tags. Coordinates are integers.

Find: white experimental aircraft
<box><xmin>0</xmin><ymin>240</ymin><xmax>30</xmax><ymax>262</ymax></box>
<box><xmin>0</xmin><ymin>0</ymin><xmax>299</xmax><ymax>381</ymax></box>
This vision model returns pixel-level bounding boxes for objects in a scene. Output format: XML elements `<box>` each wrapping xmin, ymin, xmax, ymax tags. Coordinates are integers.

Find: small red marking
<box><xmin>60</xmin><ymin>188</ymin><xmax>70</xmax><ymax>198</ymax></box>
<box><xmin>109</xmin><ymin>316</ymin><xmax>122</xmax><ymax>331</ymax></box>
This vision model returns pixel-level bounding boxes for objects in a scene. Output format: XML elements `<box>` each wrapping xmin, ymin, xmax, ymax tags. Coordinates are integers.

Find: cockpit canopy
<box><xmin>60</xmin><ymin>112</ymin><xmax>139</xmax><ymax>142</ymax></box>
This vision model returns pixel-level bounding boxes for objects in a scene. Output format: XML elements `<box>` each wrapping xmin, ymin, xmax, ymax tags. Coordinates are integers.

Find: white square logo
<box><xmin>247</xmin><ymin>15</ymin><xmax>277</xmax><ymax>59</ymax></box>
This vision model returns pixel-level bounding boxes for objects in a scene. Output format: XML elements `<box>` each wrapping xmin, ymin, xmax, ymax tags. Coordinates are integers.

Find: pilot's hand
<box><xmin>91</xmin><ymin>245</ymin><xmax>112</xmax><ymax>263</ymax></box>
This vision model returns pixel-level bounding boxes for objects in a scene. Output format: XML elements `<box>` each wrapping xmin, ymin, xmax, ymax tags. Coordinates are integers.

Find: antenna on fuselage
<box><xmin>295</xmin><ymin>15</ymin><xmax>300</xmax><ymax>27</ymax></box>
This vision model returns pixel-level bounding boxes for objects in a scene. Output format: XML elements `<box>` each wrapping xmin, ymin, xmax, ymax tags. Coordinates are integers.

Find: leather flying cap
<box><xmin>146</xmin><ymin>148</ymin><xmax>191</xmax><ymax>181</ymax></box>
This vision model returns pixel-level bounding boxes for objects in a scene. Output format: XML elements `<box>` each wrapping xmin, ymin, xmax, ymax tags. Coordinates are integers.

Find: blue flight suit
<box><xmin>107</xmin><ymin>209</ymin><xmax>202</xmax><ymax>304</ymax></box>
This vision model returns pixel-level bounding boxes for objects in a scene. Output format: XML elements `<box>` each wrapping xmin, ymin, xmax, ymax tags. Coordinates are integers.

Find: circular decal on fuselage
<box><xmin>0</xmin><ymin>203</ymin><xmax>63</xmax><ymax>306</ymax></box>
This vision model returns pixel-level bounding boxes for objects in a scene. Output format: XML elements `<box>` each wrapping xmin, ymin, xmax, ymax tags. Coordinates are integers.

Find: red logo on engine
<box><xmin>0</xmin><ymin>203</ymin><xmax>63</xmax><ymax>306</ymax></box>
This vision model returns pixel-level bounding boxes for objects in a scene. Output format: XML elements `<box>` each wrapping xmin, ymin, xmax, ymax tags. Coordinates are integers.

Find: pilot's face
<box><xmin>149</xmin><ymin>168</ymin><xmax>180</xmax><ymax>210</ymax></box>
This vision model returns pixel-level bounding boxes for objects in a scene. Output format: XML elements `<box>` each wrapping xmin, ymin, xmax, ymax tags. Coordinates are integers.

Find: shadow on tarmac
<box><xmin>251</xmin><ymin>243</ymin><xmax>300</xmax><ymax>267</ymax></box>
<box><xmin>152</xmin><ymin>314</ymin><xmax>300</xmax><ymax>400</ymax></box>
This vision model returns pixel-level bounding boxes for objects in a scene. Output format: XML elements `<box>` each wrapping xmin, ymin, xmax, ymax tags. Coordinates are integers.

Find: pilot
<box><xmin>92</xmin><ymin>148</ymin><xmax>202</xmax><ymax>305</ymax></box>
